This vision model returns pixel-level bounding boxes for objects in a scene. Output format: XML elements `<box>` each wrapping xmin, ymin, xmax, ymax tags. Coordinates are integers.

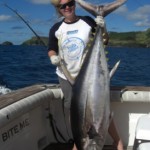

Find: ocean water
<box><xmin>0</xmin><ymin>45</ymin><xmax>150</xmax><ymax>94</ymax></box>
<box><xmin>0</xmin><ymin>45</ymin><xmax>58</xmax><ymax>92</ymax></box>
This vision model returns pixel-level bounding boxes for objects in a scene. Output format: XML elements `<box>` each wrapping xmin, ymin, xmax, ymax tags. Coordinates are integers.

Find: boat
<box><xmin>0</xmin><ymin>84</ymin><xmax>150</xmax><ymax>150</ymax></box>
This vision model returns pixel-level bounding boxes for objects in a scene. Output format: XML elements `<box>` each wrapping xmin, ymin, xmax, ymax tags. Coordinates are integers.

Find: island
<box><xmin>1</xmin><ymin>28</ymin><xmax>149</xmax><ymax>47</ymax></box>
<box><xmin>21</xmin><ymin>28</ymin><xmax>150</xmax><ymax>47</ymax></box>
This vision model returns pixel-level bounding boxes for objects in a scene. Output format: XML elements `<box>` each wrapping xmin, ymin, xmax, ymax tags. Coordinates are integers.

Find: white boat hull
<box><xmin>0</xmin><ymin>84</ymin><xmax>150</xmax><ymax>150</ymax></box>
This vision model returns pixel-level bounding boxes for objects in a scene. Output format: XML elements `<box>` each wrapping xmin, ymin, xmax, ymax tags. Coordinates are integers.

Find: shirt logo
<box><xmin>62</xmin><ymin>37</ymin><xmax>85</xmax><ymax>60</ymax></box>
<box><xmin>67</xmin><ymin>30</ymin><xmax>78</xmax><ymax>35</ymax></box>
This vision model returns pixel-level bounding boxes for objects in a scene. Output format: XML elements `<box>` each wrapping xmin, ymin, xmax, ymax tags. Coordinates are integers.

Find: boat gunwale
<box><xmin>0</xmin><ymin>84</ymin><xmax>150</xmax><ymax>109</ymax></box>
<box><xmin>0</xmin><ymin>84</ymin><xmax>60</xmax><ymax>109</ymax></box>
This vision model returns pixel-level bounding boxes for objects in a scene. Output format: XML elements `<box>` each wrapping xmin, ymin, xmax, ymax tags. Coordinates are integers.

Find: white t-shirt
<box><xmin>48</xmin><ymin>16</ymin><xmax>96</xmax><ymax>80</ymax></box>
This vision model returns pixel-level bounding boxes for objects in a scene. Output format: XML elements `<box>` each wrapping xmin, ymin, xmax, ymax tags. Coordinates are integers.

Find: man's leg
<box><xmin>58</xmin><ymin>77</ymin><xmax>78</xmax><ymax>150</ymax></box>
<box><xmin>108</xmin><ymin>119</ymin><xmax>124</xmax><ymax>150</ymax></box>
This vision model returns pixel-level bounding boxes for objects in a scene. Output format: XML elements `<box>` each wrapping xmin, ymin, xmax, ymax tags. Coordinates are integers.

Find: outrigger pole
<box><xmin>3</xmin><ymin>3</ymin><xmax>47</xmax><ymax>46</ymax></box>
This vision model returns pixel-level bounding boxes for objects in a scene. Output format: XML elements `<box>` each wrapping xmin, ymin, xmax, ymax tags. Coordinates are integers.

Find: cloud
<box><xmin>135</xmin><ymin>19</ymin><xmax>150</xmax><ymax>27</ymax></box>
<box><xmin>31</xmin><ymin>19</ymin><xmax>47</xmax><ymax>25</ymax></box>
<box><xmin>0</xmin><ymin>15</ymin><xmax>12</xmax><ymax>22</ymax></box>
<box><xmin>30</xmin><ymin>0</ymin><xmax>50</xmax><ymax>4</ymax></box>
<box><xmin>0</xmin><ymin>14</ymin><xmax>21</xmax><ymax>22</ymax></box>
<box><xmin>127</xmin><ymin>5</ymin><xmax>150</xmax><ymax>27</ymax></box>
<box><xmin>112</xmin><ymin>4</ymin><xmax>150</xmax><ymax>27</ymax></box>
<box><xmin>136</xmin><ymin>4</ymin><xmax>150</xmax><ymax>14</ymax></box>
<box><xmin>113</xmin><ymin>5</ymin><xmax>128</xmax><ymax>15</ymax></box>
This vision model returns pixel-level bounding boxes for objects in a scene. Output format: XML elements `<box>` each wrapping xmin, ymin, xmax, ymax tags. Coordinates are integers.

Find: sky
<box><xmin>0</xmin><ymin>0</ymin><xmax>150</xmax><ymax>45</ymax></box>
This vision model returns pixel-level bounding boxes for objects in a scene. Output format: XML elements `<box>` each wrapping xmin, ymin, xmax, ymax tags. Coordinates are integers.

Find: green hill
<box><xmin>1</xmin><ymin>41</ymin><xmax>13</xmax><ymax>45</ymax></box>
<box><xmin>21</xmin><ymin>36</ymin><xmax>48</xmax><ymax>46</ymax></box>
<box><xmin>22</xmin><ymin>28</ymin><xmax>150</xmax><ymax>47</ymax></box>
<box><xmin>109</xmin><ymin>28</ymin><xmax>150</xmax><ymax>47</ymax></box>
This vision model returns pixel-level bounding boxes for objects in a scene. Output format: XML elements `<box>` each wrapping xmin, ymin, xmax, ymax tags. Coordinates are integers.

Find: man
<box><xmin>48</xmin><ymin>0</ymin><xmax>126</xmax><ymax>149</ymax></box>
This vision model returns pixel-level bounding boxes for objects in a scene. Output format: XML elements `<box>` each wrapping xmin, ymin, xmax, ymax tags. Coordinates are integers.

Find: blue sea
<box><xmin>0</xmin><ymin>45</ymin><xmax>150</xmax><ymax>94</ymax></box>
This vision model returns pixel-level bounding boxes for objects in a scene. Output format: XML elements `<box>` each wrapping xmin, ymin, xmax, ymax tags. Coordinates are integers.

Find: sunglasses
<box><xmin>58</xmin><ymin>0</ymin><xmax>75</xmax><ymax>9</ymax></box>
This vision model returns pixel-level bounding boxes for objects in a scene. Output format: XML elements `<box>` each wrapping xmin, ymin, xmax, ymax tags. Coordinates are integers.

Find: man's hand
<box><xmin>94</xmin><ymin>16</ymin><xmax>105</xmax><ymax>27</ymax></box>
<box><xmin>50</xmin><ymin>55</ymin><xmax>60</xmax><ymax>66</ymax></box>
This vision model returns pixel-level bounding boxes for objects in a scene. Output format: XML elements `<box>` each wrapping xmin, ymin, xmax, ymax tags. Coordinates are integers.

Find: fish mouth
<box><xmin>83</xmin><ymin>137</ymin><xmax>104</xmax><ymax>150</ymax></box>
<box><xmin>82</xmin><ymin>125</ymin><xmax>105</xmax><ymax>149</ymax></box>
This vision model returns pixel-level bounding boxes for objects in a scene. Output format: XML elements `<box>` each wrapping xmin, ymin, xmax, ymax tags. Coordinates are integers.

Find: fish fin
<box><xmin>109</xmin><ymin>60</ymin><xmax>120</xmax><ymax>78</ymax></box>
<box><xmin>76</xmin><ymin>0</ymin><xmax>127</xmax><ymax>17</ymax></box>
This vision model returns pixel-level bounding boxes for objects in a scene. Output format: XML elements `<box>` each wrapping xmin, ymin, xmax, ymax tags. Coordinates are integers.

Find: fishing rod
<box><xmin>3</xmin><ymin>3</ymin><xmax>76</xmax><ymax>83</ymax></box>
<box><xmin>3</xmin><ymin>3</ymin><xmax>47</xmax><ymax>46</ymax></box>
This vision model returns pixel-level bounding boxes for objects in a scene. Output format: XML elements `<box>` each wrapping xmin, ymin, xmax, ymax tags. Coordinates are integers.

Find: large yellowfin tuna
<box><xmin>70</xmin><ymin>1</ymin><xmax>127</xmax><ymax>149</ymax></box>
<box><xmin>71</xmin><ymin>25</ymin><xmax>110</xmax><ymax>150</ymax></box>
